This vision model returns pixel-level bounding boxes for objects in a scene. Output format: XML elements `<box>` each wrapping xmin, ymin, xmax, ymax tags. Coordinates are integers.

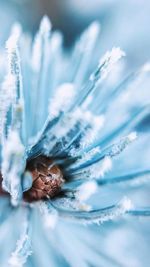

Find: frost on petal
<box><xmin>69</xmin><ymin>156</ymin><xmax>112</xmax><ymax>181</ymax></box>
<box><xmin>56</xmin><ymin>196</ymin><xmax>133</xmax><ymax>225</ymax></box>
<box><xmin>48</xmin><ymin>83</ymin><xmax>75</xmax><ymax>119</ymax></box>
<box><xmin>76</xmin><ymin>181</ymin><xmax>98</xmax><ymax>202</ymax></box>
<box><xmin>89</xmin><ymin>156</ymin><xmax>112</xmax><ymax>179</ymax></box>
<box><xmin>127</xmin><ymin>132</ymin><xmax>137</xmax><ymax>141</ymax></box>
<box><xmin>72</xmin><ymin>21</ymin><xmax>101</xmax><ymax>86</ymax></box>
<box><xmin>38</xmin><ymin>201</ymin><xmax>58</xmax><ymax>229</ymax></box>
<box><xmin>59</xmin><ymin>111</ymin><xmax>104</xmax><ymax>158</ymax></box>
<box><xmin>2</xmin><ymin>130</ymin><xmax>25</xmax><ymax>205</ymax></box>
<box><xmin>39</xmin><ymin>15</ymin><xmax>51</xmax><ymax>35</ymax></box>
<box><xmin>0</xmin><ymin>74</ymin><xmax>16</xmax><ymax>138</ymax></box>
<box><xmin>73</xmin><ymin>132</ymin><xmax>137</xmax><ymax>173</ymax></box>
<box><xmin>6</xmin><ymin>24</ymin><xmax>21</xmax><ymax>56</ymax></box>
<box><xmin>5</xmin><ymin>23</ymin><xmax>25</xmax><ymax>139</ymax></box>
<box><xmin>8</xmin><ymin>209</ymin><xmax>32</xmax><ymax>267</ymax></box>
<box><xmin>90</xmin><ymin>47</ymin><xmax>125</xmax><ymax>81</ymax></box>
<box><xmin>91</xmin><ymin>197</ymin><xmax>133</xmax><ymax>224</ymax></box>
<box><xmin>120</xmin><ymin>196</ymin><xmax>134</xmax><ymax>211</ymax></box>
<box><xmin>9</xmin><ymin>234</ymin><xmax>31</xmax><ymax>267</ymax></box>
<box><xmin>6</xmin><ymin>24</ymin><xmax>22</xmax><ymax>81</ymax></box>
<box><xmin>79</xmin><ymin>113</ymin><xmax>105</xmax><ymax>149</ymax></box>
<box><xmin>106</xmin><ymin>131</ymin><xmax>137</xmax><ymax>157</ymax></box>
<box><xmin>42</xmin><ymin>107</ymin><xmax>104</xmax><ymax>157</ymax></box>
<box><xmin>71</xmin><ymin>147</ymin><xmax>101</xmax><ymax>165</ymax></box>
<box><xmin>32</xmin><ymin>16</ymin><xmax>51</xmax><ymax>72</ymax></box>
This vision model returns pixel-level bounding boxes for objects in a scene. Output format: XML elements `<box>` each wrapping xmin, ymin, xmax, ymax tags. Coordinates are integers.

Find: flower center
<box><xmin>24</xmin><ymin>156</ymin><xmax>64</xmax><ymax>202</ymax></box>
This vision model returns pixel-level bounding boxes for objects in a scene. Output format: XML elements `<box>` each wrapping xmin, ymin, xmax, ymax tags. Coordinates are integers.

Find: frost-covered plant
<box><xmin>0</xmin><ymin>16</ymin><xmax>150</xmax><ymax>267</ymax></box>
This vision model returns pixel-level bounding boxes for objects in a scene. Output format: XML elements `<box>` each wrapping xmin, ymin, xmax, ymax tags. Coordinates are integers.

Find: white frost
<box><xmin>32</xmin><ymin>16</ymin><xmax>51</xmax><ymax>72</ymax></box>
<box><xmin>89</xmin><ymin>156</ymin><xmax>112</xmax><ymax>179</ymax></box>
<box><xmin>48</xmin><ymin>83</ymin><xmax>75</xmax><ymax>119</ymax></box>
<box><xmin>6</xmin><ymin>24</ymin><xmax>21</xmax><ymax>53</ymax></box>
<box><xmin>8</xmin><ymin>210</ymin><xmax>32</xmax><ymax>267</ymax></box>
<box><xmin>0</xmin><ymin>74</ymin><xmax>16</xmax><ymax>138</ymax></box>
<box><xmin>90</xmin><ymin>47</ymin><xmax>125</xmax><ymax>81</ymax></box>
<box><xmin>127</xmin><ymin>131</ymin><xmax>137</xmax><ymax>141</ymax></box>
<box><xmin>39</xmin><ymin>15</ymin><xmax>51</xmax><ymax>35</ymax></box>
<box><xmin>80</xmin><ymin>114</ymin><xmax>105</xmax><ymax>148</ymax></box>
<box><xmin>38</xmin><ymin>201</ymin><xmax>58</xmax><ymax>229</ymax></box>
<box><xmin>76</xmin><ymin>181</ymin><xmax>98</xmax><ymax>202</ymax></box>
<box><xmin>119</xmin><ymin>196</ymin><xmax>134</xmax><ymax>211</ymax></box>
<box><xmin>2</xmin><ymin>130</ymin><xmax>25</xmax><ymax>205</ymax></box>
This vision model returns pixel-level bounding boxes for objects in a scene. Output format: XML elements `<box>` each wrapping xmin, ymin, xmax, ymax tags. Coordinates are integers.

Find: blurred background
<box><xmin>0</xmin><ymin>0</ymin><xmax>150</xmax><ymax>70</ymax></box>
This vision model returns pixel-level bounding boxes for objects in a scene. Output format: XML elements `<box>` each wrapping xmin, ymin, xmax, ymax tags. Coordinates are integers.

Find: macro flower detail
<box><xmin>0</xmin><ymin>16</ymin><xmax>150</xmax><ymax>267</ymax></box>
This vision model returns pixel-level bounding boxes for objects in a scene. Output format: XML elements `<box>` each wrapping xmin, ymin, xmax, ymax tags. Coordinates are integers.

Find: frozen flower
<box><xmin>0</xmin><ymin>16</ymin><xmax>150</xmax><ymax>267</ymax></box>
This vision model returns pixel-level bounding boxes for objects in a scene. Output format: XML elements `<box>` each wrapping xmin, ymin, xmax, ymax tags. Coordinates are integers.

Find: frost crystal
<box><xmin>48</xmin><ymin>83</ymin><xmax>75</xmax><ymax>119</ymax></box>
<box><xmin>8</xmin><ymin>209</ymin><xmax>32</xmax><ymax>267</ymax></box>
<box><xmin>0</xmin><ymin>74</ymin><xmax>16</xmax><ymax>138</ymax></box>
<box><xmin>89</xmin><ymin>156</ymin><xmax>112</xmax><ymax>179</ymax></box>
<box><xmin>76</xmin><ymin>181</ymin><xmax>98</xmax><ymax>201</ymax></box>
<box><xmin>90</xmin><ymin>47</ymin><xmax>125</xmax><ymax>81</ymax></box>
<box><xmin>38</xmin><ymin>201</ymin><xmax>58</xmax><ymax>229</ymax></box>
<box><xmin>2</xmin><ymin>131</ymin><xmax>25</xmax><ymax>205</ymax></box>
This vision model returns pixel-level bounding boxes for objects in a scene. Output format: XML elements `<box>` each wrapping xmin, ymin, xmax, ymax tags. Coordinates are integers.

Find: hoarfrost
<box><xmin>2</xmin><ymin>130</ymin><xmax>25</xmax><ymax>205</ymax></box>
<box><xmin>76</xmin><ymin>181</ymin><xmax>98</xmax><ymax>202</ymax></box>
<box><xmin>48</xmin><ymin>83</ymin><xmax>75</xmax><ymax>119</ymax></box>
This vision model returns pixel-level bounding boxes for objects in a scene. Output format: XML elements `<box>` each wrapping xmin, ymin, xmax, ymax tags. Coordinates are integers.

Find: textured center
<box><xmin>24</xmin><ymin>156</ymin><xmax>64</xmax><ymax>202</ymax></box>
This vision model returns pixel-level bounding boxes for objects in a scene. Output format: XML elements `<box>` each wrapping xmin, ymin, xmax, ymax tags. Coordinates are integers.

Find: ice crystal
<box><xmin>76</xmin><ymin>181</ymin><xmax>98</xmax><ymax>202</ymax></box>
<box><xmin>8</xmin><ymin>208</ymin><xmax>32</xmax><ymax>267</ymax></box>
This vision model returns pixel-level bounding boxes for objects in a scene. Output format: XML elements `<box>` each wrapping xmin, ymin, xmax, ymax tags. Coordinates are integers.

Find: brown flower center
<box><xmin>24</xmin><ymin>156</ymin><xmax>64</xmax><ymax>202</ymax></box>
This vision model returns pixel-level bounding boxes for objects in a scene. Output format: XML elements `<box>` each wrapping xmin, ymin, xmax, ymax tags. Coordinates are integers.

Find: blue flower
<box><xmin>0</xmin><ymin>16</ymin><xmax>149</xmax><ymax>267</ymax></box>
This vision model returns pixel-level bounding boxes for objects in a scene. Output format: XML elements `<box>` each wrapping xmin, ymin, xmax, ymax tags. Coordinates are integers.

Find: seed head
<box><xmin>24</xmin><ymin>156</ymin><xmax>64</xmax><ymax>202</ymax></box>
